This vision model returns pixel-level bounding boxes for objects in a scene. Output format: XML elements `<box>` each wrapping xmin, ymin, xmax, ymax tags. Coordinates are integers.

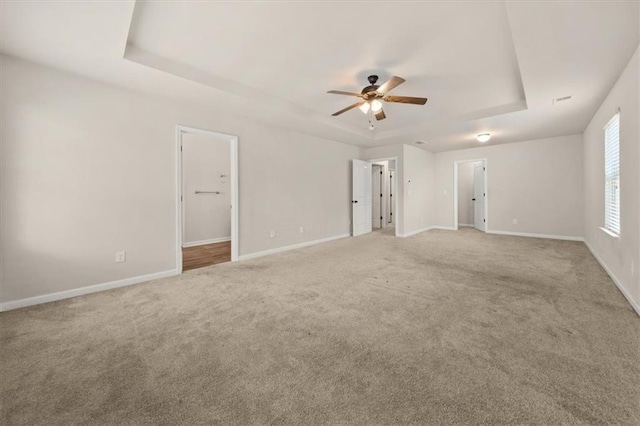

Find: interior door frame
<box><xmin>176</xmin><ymin>125</ymin><xmax>239</xmax><ymax>272</ymax></box>
<box><xmin>453</xmin><ymin>158</ymin><xmax>488</xmax><ymax>232</ymax></box>
<box><xmin>371</xmin><ymin>163</ymin><xmax>384</xmax><ymax>229</ymax></box>
<box><xmin>368</xmin><ymin>157</ymin><xmax>399</xmax><ymax>237</ymax></box>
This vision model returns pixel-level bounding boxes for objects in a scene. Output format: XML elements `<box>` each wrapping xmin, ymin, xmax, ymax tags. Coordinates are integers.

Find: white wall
<box><xmin>583</xmin><ymin>45</ymin><xmax>639</xmax><ymax>313</ymax></box>
<box><xmin>434</xmin><ymin>135</ymin><xmax>584</xmax><ymax>238</ymax></box>
<box><xmin>457</xmin><ymin>161</ymin><xmax>475</xmax><ymax>226</ymax></box>
<box><xmin>0</xmin><ymin>55</ymin><xmax>360</xmax><ymax>304</ymax></box>
<box><xmin>182</xmin><ymin>132</ymin><xmax>230</xmax><ymax>245</ymax></box>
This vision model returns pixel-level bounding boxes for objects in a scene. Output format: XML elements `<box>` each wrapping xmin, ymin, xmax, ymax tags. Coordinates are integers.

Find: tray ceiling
<box><xmin>1</xmin><ymin>1</ymin><xmax>638</xmax><ymax>151</ymax></box>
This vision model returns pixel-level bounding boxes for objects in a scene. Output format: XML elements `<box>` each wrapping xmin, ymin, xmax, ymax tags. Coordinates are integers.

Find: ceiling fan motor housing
<box><xmin>361</xmin><ymin>75</ymin><xmax>380</xmax><ymax>98</ymax></box>
<box><xmin>361</xmin><ymin>85</ymin><xmax>380</xmax><ymax>97</ymax></box>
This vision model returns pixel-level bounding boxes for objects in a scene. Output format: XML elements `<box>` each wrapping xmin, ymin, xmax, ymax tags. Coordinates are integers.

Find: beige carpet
<box><xmin>1</xmin><ymin>228</ymin><xmax>639</xmax><ymax>425</ymax></box>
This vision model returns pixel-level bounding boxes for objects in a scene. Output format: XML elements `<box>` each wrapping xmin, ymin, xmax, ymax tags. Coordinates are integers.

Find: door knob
<box><xmin>472</xmin><ymin>198</ymin><xmax>476</xmax><ymax>201</ymax></box>
<box><xmin>352</xmin><ymin>200</ymin><xmax>358</xmax><ymax>203</ymax></box>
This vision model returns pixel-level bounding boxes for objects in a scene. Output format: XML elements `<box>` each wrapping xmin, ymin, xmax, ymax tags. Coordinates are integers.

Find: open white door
<box><xmin>352</xmin><ymin>159</ymin><xmax>372</xmax><ymax>236</ymax></box>
<box><xmin>473</xmin><ymin>163</ymin><xmax>486</xmax><ymax>231</ymax></box>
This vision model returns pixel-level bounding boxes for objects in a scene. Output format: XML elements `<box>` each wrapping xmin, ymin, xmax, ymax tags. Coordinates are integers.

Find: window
<box><xmin>604</xmin><ymin>112</ymin><xmax>620</xmax><ymax>235</ymax></box>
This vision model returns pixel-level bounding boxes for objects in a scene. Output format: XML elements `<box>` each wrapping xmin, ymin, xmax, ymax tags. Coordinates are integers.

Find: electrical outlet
<box><xmin>270</xmin><ymin>230</ymin><xmax>276</xmax><ymax>238</ymax></box>
<box><xmin>115</xmin><ymin>251</ymin><xmax>126</xmax><ymax>263</ymax></box>
<box><xmin>299</xmin><ymin>226</ymin><xmax>304</xmax><ymax>233</ymax></box>
<box><xmin>512</xmin><ymin>219</ymin><xmax>518</xmax><ymax>225</ymax></box>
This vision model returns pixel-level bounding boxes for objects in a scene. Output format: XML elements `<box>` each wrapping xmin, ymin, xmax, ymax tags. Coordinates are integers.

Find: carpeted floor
<box><xmin>1</xmin><ymin>228</ymin><xmax>639</xmax><ymax>425</ymax></box>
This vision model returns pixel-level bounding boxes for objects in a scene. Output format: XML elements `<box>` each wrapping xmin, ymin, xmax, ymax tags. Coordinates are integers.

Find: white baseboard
<box><xmin>182</xmin><ymin>236</ymin><xmax>231</xmax><ymax>248</ymax></box>
<box><xmin>458</xmin><ymin>223</ymin><xmax>474</xmax><ymax>227</ymax></box>
<box><xmin>399</xmin><ymin>227</ymin><xmax>583</xmax><ymax>242</ymax></box>
<box><xmin>0</xmin><ymin>269</ymin><xmax>179</xmax><ymax>312</ymax></box>
<box><xmin>238</xmin><ymin>234</ymin><xmax>351</xmax><ymax>261</ymax></box>
<box><xmin>584</xmin><ymin>241</ymin><xmax>640</xmax><ymax>316</ymax></box>
<box><xmin>399</xmin><ymin>226</ymin><xmax>433</xmax><ymax>238</ymax></box>
<box><xmin>486</xmin><ymin>230</ymin><xmax>584</xmax><ymax>242</ymax></box>
<box><xmin>399</xmin><ymin>226</ymin><xmax>456</xmax><ymax>238</ymax></box>
<box><xmin>432</xmin><ymin>226</ymin><xmax>457</xmax><ymax>231</ymax></box>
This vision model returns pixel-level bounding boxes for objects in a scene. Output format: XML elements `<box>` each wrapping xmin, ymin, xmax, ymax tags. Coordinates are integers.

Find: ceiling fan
<box><xmin>327</xmin><ymin>75</ymin><xmax>428</xmax><ymax>122</ymax></box>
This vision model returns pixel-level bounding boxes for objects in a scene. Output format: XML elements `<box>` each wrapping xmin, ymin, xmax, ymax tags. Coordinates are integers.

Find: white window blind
<box><xmin>604</xmin><ymin>112</ymin><xmax>620</xmax><ymax>235</ymax></box>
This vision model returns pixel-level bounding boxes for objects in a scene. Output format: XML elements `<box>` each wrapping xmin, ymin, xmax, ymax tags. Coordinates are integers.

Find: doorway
<box><xmin>370</xmin><ymin>160</ymin><xmax>396</xmax><ymax>231</ymax></box>
<box><xmin>372</xmin><ymin>164</ymin><xmax>384</xmax><ymax>229</ymax></box>
<box><xmin>176</xmin><ymin>125</ymin><xmax>239</xmax><ymax>272</ymax></box>
<box><xmin>454</xmin><ymin>159</ymin><xmax>488</xmax><ymax>232</ymax></box>
<box><xmin>351</xmin><ymin>157</ymin><xmax>398</xmax><ymax>237</ymax></box>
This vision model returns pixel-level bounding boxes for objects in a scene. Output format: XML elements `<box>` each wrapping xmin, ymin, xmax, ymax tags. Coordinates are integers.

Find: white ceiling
<box><xmin>1</xmin><ymin>1</ymin><xmax>638</xmax><ymax>152</ymax></box>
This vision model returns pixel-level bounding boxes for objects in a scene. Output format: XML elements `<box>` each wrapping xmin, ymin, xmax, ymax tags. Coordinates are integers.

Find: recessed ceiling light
<box><xmin>414</xmin><ymin>140</ymin><xmax>426</xmax><ymax>145</ymax></box>
<box><xmin>476</xmin><ymin>133</ymin><xmax>491</xmax><ymax>143</ymax></box>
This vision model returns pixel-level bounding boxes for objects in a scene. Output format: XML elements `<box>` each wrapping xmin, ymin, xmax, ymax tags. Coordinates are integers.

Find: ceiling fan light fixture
<box><xmin>371</xmin><ymin>99</ymin><xmax>383</xmax><ymax>113</ymax></box>
<box><xmin>328</xmin><ymin>75</ymin><xmax>427</xmax><ymax>119</ymax></box>
<box><xmin>476</xmin><ymin>133</ymin><xmax>491</xmax><ymax>143</ymax></box>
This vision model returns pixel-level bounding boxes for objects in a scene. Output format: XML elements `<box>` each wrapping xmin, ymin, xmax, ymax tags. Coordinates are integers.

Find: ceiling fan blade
<box><xmin>375</xmin><ymin>109</ymin><xmax>386</xmax><ymax>121</ymax></box>
<box><xmin>376</xmin><ymin>76</ymin><xmax>405</xmax><ymax>95</ymax></box>
<box><xmin>332</xmin><ymin>101</ymin><xmax>364</xmax><ymax>116</ymax></box>
<box><xmin>384</xmin><ymin>95</ymin><xmax>428</xmax><ymax>105</ymax></box>
<box><xmin>327</xmin><ymin>90</ymin><xmax>363</xmax><ymax>97</ymax></box>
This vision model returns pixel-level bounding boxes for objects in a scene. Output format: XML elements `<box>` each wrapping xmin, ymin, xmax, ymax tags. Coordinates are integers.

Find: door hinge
<box><xmin>484</xmin><ymin>193</ymin><xmax>486</xmax><ymax>196</ymax></box>
<box><xmin>484</xmin><ymin>219</ymin><xmax>486</xmax><ymax>222</ymax></box>
<box><xmin>381</xmin><ymin>216</ymin><xmax>383</xmax><ymax>220</ymax></box>
<box><xmin>380</xmin><ymin>171</ymin><xmax>383</xmax><ymax>175</ymax></box>
<box><xmin>181</xmin><ymin>195</ymin><xmax>183</xmax><ymax>202</ymax></box>
<box><xmin>380</xmin><ymin>193</ymin><xmax>383</xmax><ymax>197</ymax></box>
<box><xmin>180</xmin><ymin>145</ymin><xmax>183</xmax><ymax>152</ymax></box>
<box><xmin>483</xmin><ymin>167</ymin><xmax>485</xmax><ymax>171</ymax></box>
